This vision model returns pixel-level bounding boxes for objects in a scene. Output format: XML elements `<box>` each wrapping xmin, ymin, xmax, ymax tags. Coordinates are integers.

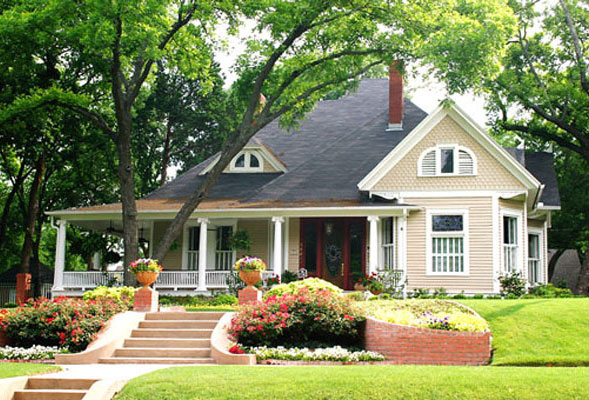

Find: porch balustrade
<box><xmin>62</xmin><ymin>271</ymin><xmax>123</xmax><ymax>289</ymax></box>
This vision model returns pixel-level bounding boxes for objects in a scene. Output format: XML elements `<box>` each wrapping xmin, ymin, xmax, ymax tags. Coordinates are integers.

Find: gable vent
<box><xmin>421</xmin><ymin>150</ymin><xmax>436</xmax><ymax>176</ymax></box>
<box><xmin>458</xmin><ymin>150</ymin><xmax>474</xmax><ymax>174</ymax></box>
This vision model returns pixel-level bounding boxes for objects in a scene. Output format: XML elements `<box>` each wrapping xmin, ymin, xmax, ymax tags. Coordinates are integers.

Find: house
<box><xmin>47</xmin><ymin>67</ymin><xmax>560</xmax><ymax>296</ymax></box>
<box><xmin>0</xmin><ymin>264</ymin><xmax>54</xmax><ymax>305</ymax></box>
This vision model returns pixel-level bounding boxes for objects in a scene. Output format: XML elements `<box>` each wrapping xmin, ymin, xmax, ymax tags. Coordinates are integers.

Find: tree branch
<box><xmin>558</xmin><ymin>0</ymin><xmax>589</xmax><ymax>94</ymax></box>
<box><xmin>501</xmin><ymin>121</ymin><xmax>584</xmax><ymax>155</ymax></box>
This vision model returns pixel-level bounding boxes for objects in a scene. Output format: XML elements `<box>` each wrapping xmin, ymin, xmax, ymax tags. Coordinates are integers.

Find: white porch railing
<box><xmin>215</xmin><ymin>250</ymin><xmax>234</xmax><ymax>270</ymax></box>
<box><xmin>61</xmin><ymin>270</ymin><xmax>278</xmax><ymax>291</ymax></box>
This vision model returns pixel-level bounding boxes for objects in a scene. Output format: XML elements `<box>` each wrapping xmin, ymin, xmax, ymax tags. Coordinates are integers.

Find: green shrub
<box><xmin>410</xmin><ymin>288</ymin><xmax>431</xmax><ymax>299</ymax></box>
<box><xmin>83</xmin><ymin>286</ymin><xmax>136</xmax><ymax>308</ymax></box>
<box><xmin>211</xmin><ymin>294</ymin><xmax>238</xmax><ymax>306</ymax></box>
<box><xmin>264</xmin><ymin>278</ymin><xmax>343</xmax><ymax>299</ymax></box>
<box><xmin>452</xmin><ymin>293</ymin><xmax>467</xmax><ymax>299</ymax></box>
<box><xmin>528</xmin><ymin>284</ymin><xmax>574</xmax><ymax>298</ymax></box>
<box><xmin>230</xmin><ymin>289</ymin><xmax>363</xmax><ymax>347</ymax></box>
<box><xmin>433</xmin><ymin>288</ymin><xmax>448</xmax><ymax>298</ymax></box>
<box><xmin>3</xmin><ymin>302</ymin><xmax>17</xmax><ymax>308</ymax></box>
<box><xmin>281</xmin><ymin>270</ymin><xmax>298</xmax><ymax>284</ymax></box>
<box><xmin>1</xmin><ymin>297</ymin><xmax>126</xmax><ymax>352</ymax></box>
<box><xmin>344</xmin><ymin>291</ymin><xmax>365</xmax><ymax>302</ymax></box>
<box><xmin>380</xmin><ymin>293</ymin><xmax>391</xmax><ymax>300</ymax></box>
<box><xmin>472</xmin><ymin>294</ymin><xmax>484</xmax><ymax>299</ymax></box>
<box><xmin>505</xmin><ymin>293</ymin><xmax>519</xmax><ymax>299</ymax></box>
<box><xmin>499</xmin><ymin>272</ymin><xmax>526</xmax><ymax>297</ymax></box>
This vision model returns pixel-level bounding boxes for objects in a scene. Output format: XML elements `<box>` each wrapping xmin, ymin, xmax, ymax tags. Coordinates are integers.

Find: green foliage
<box><xmin>228</xmin><ymin>230</ymin><xmax>252</xmax><ymax>253</ymax></box>
<box><xmin>230</xmin><ymin>289</ymin><xmax>364</xmax><ymax>347</ymax></box>
<box><xmin>210</xmin><ymin>294</ymin><xmax>238</xmax><ymax>306</ymax></box>
<box><xmin>83</xmin><ymin>286</ymin><xmax>136</xmax><ymax>308</ymax></box>
<box><xmin>344</xmin><ymin>291</ymin><xmax>365</xmax><ymax>302</ymax></box>
<box><xmin>158</xmin><ymin>294</ymin><xmax>237</xmax><ymax>308</ymax></box>
<box><xmin>1</xmin><ymin>297</ymin><xmax>127</xmax><ymax>352</ymax></box>
<box><xmin>264</xmin><ymin>278</ymin><xmax>343</xmax><ymax>299</ymax></box>
<box><xmin>410</xmin><ymin>288</ymin><xmax>432</xmax><ymax>299</ymax></box>
<box><xmin>281</xmin><ymin>270</ymin><xmax>298</xmax><ymax>284</ymax></box>
<box><xmin>528</xmin><ymin>284</ymin><xmax>574</xmax><ymax>298</ymax></box>
<box><xmin>499</xmin><ymin>272</ymin><xmax>526</xmax><ymax>297</ymax></box>
<box><xmin>378</xmin><ymin>270</ymin><xmax>405</xmax><ymax>298</ymax></box>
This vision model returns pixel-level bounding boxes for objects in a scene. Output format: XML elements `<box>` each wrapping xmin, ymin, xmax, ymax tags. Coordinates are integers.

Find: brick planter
<box><xmin>363</xmin><ymin>317</ymin><xmax>492</xmax><ymax>366</ymax></box>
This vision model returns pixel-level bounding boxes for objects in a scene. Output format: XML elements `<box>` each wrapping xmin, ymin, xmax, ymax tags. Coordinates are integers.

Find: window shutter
<box><xmin>458</xmin><ymin>150</ymin><xmax>474</xmax><ymax>174</ymax></box>
<box><xmin>421</xmin><ymin>150</ymin><xmax>436</xmax><ymax>176</ymax></box>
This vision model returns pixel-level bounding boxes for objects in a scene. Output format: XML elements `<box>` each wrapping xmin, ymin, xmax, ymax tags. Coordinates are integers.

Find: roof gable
<box><xmin>358</xmin><ymin>103</ymin><xmax>542</xmax><ymax>193</ymax></box>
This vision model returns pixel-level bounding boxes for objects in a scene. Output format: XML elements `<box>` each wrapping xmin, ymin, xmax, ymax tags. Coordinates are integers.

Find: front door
<box><xmin>300</xmin><ymin>218</ymin><xmax>366</xmax><ymax>289</ymax></box>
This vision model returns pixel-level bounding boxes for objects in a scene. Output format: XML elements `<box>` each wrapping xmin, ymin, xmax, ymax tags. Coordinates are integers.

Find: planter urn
<box><xmin>135</xmin><ymin>271</ymin><xmax>160</xmax><ymax>289</ymax></box>
<box><xmin>239</xmin><ymin>270</ymin><xmax>262</xmax><ymax>288</ymax></box>
<box><xmin>369</xmin><ymin>288</ymin><xmax>384</xmax><ymax>296</ymax></box>
<box><xmin>354</xmin><ymin>283</ymin><xmax>367</xmax><ymax>291</ymax></box>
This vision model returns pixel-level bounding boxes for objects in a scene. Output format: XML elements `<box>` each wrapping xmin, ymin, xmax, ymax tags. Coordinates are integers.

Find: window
<box><xmin>528</xmin><ymin>233</ymin><xmax>541</xmax><ymax>283</ymax></box>
<box><xmin>230</xmin><ymin>151</ymin><xmax>263</xmax><ymax>172</ymax></box>
<box><xmin>419</xmin><ymin>145</ymin><xmax>476</xmax><ymax>176</ymax></box>
<box><xmin>187</xmin><ymin>227</ymin><xmax>200</xmax><ymax>270</ymax></box>
<box><xmin>503</xmin><ymin>216</ymin><xmax>519</xmax><ymax>273</ymax></box>
<box><xmin>427</xmin><ymin>210</ymin><xmax>468</xmax><ymax>274</ymax></box>
<box><xmin>215</xmin><ymin>226</ymin><xmax>234</xmax><ymax>270</ymax></box>
<box><xmin>381</xmin><ymin>217</ymin><xmax>395</xmax><ymax>269</ymax></box>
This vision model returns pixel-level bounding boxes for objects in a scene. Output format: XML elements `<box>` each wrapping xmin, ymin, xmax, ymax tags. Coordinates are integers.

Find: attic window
<box><xmin>230</xmin><ymin>151</ymin><xmax>263</xmax><ymax>172</ymax></box>
<box><xmin>418</xmin><ymin>145</ymin><xmax>476</xmax><ymax>177</ymax></box>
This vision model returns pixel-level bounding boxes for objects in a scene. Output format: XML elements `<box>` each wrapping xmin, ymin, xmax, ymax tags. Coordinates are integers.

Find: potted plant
<box><xmin>368</xmin><ymin>280</ymin><xmax>384</xmax><ymax>295</ymax></box>
<box><xmin>354</xmin><ymin>272</ymin><xmax>377</xmax><ymax>291</ymax></box>
<box><xmin>234</xmin><ymin>256</ymin><xmax>266</xmax><ymax>288</ymax></box>
<box><xmin>129</xmin><ymin>258</ymin><xmax>163</xmax><ymax>289</ymax></box>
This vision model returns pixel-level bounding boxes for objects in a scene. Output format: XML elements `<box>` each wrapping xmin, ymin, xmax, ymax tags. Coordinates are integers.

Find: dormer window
<box><xmin>230</xmin><ymin>151</ymin><xmax>263</xmax><ymax>172</ymax></box>
<box><xmin>418</xmin><ymin>145</ymin><xmax>476</xmax><ymax>177</ymax></box>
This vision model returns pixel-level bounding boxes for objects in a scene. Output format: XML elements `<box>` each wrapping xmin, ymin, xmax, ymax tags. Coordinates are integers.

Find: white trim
<box><xmin>500</xmin><ymin>208</ymin><xmax>523</xmax><ymax>275</ymax></box>
<box><xmin>283</xmin><ymin>217</ymin><xmax>290</xmax><ymax>272</ymax></box>
<box><xmin>181</xmin><ymin>220</ymin><xmax>200</xmax><ymax>270</ymax></box>
<box><xmin>492</xmin><ymin>194</ymin><xmax>500</xmax><ymax>293</ymax></box>
<box><xmin>527</xmin><ymin>227</ymin><xmax>544</xmax><ymax>285</ymax></box>
<box><xmin>358</xmin><ymin>103</ymin><xmax>541</xmax><ymax>191</ymax></box>
<box><xmin>371</xmin><ymin>189</ymin><xmax>525</xmax><ymax>200</ymax></box>
<box><xmin>367</xmin><ymin>216</ymin><xmax>379</xmax><ymax>274</ymax></box>
<box><xmin>397</xmin><ymin>212</ymin><xmax>408</xmax><ymax>298</ymax></box>
<box><xmin>522</xmin><ymin>200</ymin><xmax>529</xmax><ymax>283</ymax></box>
<box><xmin>148</xmin><ymin>220</ymin><xmax>154</xmax><ymax>258</ymax></box>
<box><xmin>199</xmin><ymin>145</ymin><xmax>287</xmax><ymax>175</ymax></box>
<box><xmin>417</xmin><ymin>144</ymin><xmax>477</xmax><ymax>177</ymax></box>
<box><xmin>425</xmin><ymin>208</ymin><xmax>470</xmax><ymax>276</ymax></box>
<box><xmin>229</xmin><ymin>151</ymin><xmax>263</xmax><ymax>173</ymax></box>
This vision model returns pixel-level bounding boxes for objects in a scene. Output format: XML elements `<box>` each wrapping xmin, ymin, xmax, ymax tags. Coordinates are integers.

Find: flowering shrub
<box><xmin>265</xmin><ymin>275</ymin><xmax>280</xmax><ymax>287</ymax></box>
<box><xmin>233</xmin><ymin>256</ymin><xmax>267</xmax><ymax>272</ymax></box>
<box><xmin>247</xmin><ymin>346</ymin><xmax>385</xmax><ymax>362</ymax></box>
<box><xmin>0</xmin><ymin>309</ymin><xmax>11</xmax><ymax>324</ymax></box>
<box><xmin>83</xmin><ymin>286</ymin><xmax>136</xmax><ymax>308</ymax></box>
<box><xmin>229</xmin><ymin>344</ymin><xmax>246</xmax><ymax>354</ymax></box>
<box><xmin>129</xmin><ymin>258</ymin><xmax>163</xmax><ymax>274</ymax></box>
<box><xmin>358</xmin><ymin>300</ymin><xmax>489</xmax><ymax>332</ymax></box>
<box><xmin>264</xmin><ymin>278</ymin><xmax>342</xmax><ymax>299</ymax></box>
<box><xmin>499</xmin><ymin>272</ymin><xmax>526</xmax><ymax>297</ymax></box>
<box><xmin>229</xmin><ymin>288</ymin><xmax>363</xmax><ymax>347</ymax></box>
<box><xmin>0</xmin><ymin>297</ymin><xmax>127</xmax><ymax>352</ymax></box>
<box><xmin>0</xmin><ymin>345</ymin><xmax>69</xmax><ymax>360</ymax></box>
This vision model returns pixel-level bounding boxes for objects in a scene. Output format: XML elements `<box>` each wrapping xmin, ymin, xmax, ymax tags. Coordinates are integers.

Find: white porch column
<box><xmin>397</xmin><ymin>212</ymin><xmax>408</xmax><ymax>298</ymax></box>
<box><xmin>368</xmin><ymin>216</ymin><xmax>379</xmax><ymax>275</ymax></box>
<box><xmin>272</xmin><ymin>217</ymin><xmax>284</xmax><ymax>278</ymax></box>
<box><xmin>197</xmin><ymin>218</ymin><xmax>209</xmax><ymax>291</ymax></box>
<box><xmin>52</xmin><ymin>220</ymin><xmax>67</xmax><ymax>291</ymax></box>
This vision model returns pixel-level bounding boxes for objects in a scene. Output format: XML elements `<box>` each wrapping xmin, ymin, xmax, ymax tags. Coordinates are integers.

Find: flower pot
<box><xmin>354</xmin><ymin>283</ymin><xmax>367</xmax><ymax>291</ymax></box>
<box><xmin>135</xmin><ymin>271</ymin><xmax>160</xmax><ymax>288</ymax></box>
<box><xmin>369</xmin><ymin>288</ymin><xmax>383</xmax><ymax>296</ymax></box>
<box><xmin>239</xmin><ymin>270</ymin><xmax>262</xmax><ymax>288</ymax></box>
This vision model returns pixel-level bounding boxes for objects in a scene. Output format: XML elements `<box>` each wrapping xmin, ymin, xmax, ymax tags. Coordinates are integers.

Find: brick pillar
<box><xmin>16</xmin><ymin>273</ymin><xmax>32</xmax><ymax>305</ymax></box>
<box><xmin>133</xmin><ymin>287</ymin><xmax>159</xmax><ymax>312</ymax></box>
<box><xmin>238</xmin><ymin>287</ymin><xmax>262</xmax><ymax>306</ymax></box>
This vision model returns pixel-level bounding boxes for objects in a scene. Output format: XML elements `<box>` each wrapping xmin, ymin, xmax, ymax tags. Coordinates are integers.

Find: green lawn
<box><xmin>115</xmin><ymin>365</ymin><xmax>589</xmax><ymax>400</ymax></box>
<box><xmin>0</xmin><ymin>363</ymin><xmax>60</xmax><ymax>379</ymax></box>
<box><xmin>457</xmin><ymin>298</ymin><xmax>589</xmax><ymax>366</ymax></box>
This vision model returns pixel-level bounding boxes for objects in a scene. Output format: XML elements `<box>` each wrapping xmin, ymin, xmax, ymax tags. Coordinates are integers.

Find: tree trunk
<box><xmin>159</xmin><ymin>120</ymin><xmax>172</xmax><ymax>187</ymax></box>
<box><xmin>31</xmin><ymin>216</ymin><xmax>44</xmax><ymax>298</ymax></box>
<box><xmin>575</xmin><ymin>250</ymin><xmax>589</xmax><ymax>296</ymax></box>
<box><xmin>0</xmin><ymin>162</ymin><xmax>26</xmax><ymax>248</ymax></box>
<box><xmin>548</xmin><ymin>248</ymin><xmax>565</xmax><ymax>282</ymax></box>
<box><xmin>115</xmin><ymin>114</ymin><xmax>139</xmax><ymax>286</ymax></box>
<box><xmin>18</xmin><ymin>154</ymin><xmax>45</xmax><ymax>274</ymax></box>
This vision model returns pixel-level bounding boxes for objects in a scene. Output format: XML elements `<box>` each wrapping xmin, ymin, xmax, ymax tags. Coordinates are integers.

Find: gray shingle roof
<box><xmin>146</xmin><ymin>79</ymin><xmax>560</xmax><ymax>207</ymax></box>
<box><xmin>525</xmin><ymin>151</ymin><xmax>561</xmax><ymax>207</ymax></box>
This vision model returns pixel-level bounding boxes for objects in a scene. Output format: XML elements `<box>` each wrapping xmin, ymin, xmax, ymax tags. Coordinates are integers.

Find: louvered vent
<box><xmin>421</xmin><ymin>150</ymin><xmax>436</xmax><ymax>176</ymax></box>
<box><xmin>458</xmin><ymin>150</ymin><xmax>474</xmax><ymax>174</ymax></box>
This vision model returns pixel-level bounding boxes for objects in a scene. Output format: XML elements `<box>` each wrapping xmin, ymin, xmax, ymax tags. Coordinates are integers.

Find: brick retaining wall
<box><xmin>363</xmin><ymin>317</ymin><xmax>491</xmax><ymax>366</ymax></box>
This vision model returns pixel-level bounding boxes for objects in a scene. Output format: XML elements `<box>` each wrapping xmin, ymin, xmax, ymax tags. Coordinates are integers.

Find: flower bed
<box><xmin>0</xmin><ymin>345</ymin><xmax>69</xmax><ymax>361</ymax></box>
<box><xmin>247</xmin><ymin>346</ymin><xmax>385</xmax><ymax>363</ymax></box>
<box><xmin>0</xmin><ymin>296</ymin><xmax>128</xmax><ymax>352</ymax></box>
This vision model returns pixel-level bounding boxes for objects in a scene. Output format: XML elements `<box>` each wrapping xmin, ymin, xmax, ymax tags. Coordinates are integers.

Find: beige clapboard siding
<box><xmin>528</xmin><ymin>219</ymin><xmax>545</xmax><ymax>229</ymax></box>
<box><xmin>373</xmin><ymin>117</ymin><xmax>526</xmax><ymax>192</ymax></box>
<box><xmin>236</xmin><ymin>219</ymin><xmax>269</xmax><ymax>261</ymax></box>
<box><xmin>287</xmin><ymin>218</ymin><xmax>300</xmax><ymax>272</ymax></box>
<box><xmin>152</xmin><ymin>221</ymin><xmax>183</xmax><ymax>270</ymax></box>
<box><xmin>405</xmin><ymin>197</ymin><xmax>494</xmax><ymax>293</ymax></box>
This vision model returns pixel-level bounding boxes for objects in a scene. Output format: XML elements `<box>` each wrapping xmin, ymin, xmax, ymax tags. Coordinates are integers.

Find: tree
<box><xmin>1</xmin><ymin>0</ymin><xmax>516</xmax><ymax>278</ymax></box>
<box><xmin>484</xmin><ymin>0</ymin><xmax>589</xmax><ymax>293</ymax></box>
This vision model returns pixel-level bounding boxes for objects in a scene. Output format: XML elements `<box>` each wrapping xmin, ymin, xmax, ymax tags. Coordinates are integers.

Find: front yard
<box><xmin>115</xmin><ymin>365</ymin><xmax>589</xmax><ymax>400</ymax></box>
<box><xmin>0</xmin><ymin>363</ymin><xmax>60</xmax><ymax>379</ymax></box>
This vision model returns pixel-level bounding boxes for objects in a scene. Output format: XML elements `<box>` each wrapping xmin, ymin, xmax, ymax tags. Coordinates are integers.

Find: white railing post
<box><xmin>272</xmin><ymin>217</ymin><xmax>284</xmax><ymax>279</ymax></box>
<box><xmin>368</xmin><ymin>216</ymin><xmax>379</xmax><ymax>275</ymax></box>
<box><xmin>52</xmin><ymin>220</ymin><xmax>67</xmax><ymax>292</ymax></box>
<box><xmin>197</xmin><ymin>218</ymin><xmax>208</xmax><ymax>291</ymax></box>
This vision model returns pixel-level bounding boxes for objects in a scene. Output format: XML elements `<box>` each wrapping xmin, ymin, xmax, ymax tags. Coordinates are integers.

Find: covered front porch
<box><xmin>48</xmin><ymin>205</ymin><xmax>417</xmax><ymax>296</ymax></box>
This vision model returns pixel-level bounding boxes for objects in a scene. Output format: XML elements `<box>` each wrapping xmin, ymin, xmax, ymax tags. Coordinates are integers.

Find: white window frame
<box><xmin>230</xmin><ymin>151</ymin><xmax>264</xmax><ymax>172</ymax></box>
<box><xmin>381</xmin><ymin>217</ymin><xmax>395</xmax><ymax>270</ymax></box>
<box><xmin>417</xmin><ymin>144</ymin><xmax>477</xmax><ymax>177</ymax></box>
<box><xmin>426</xmin><ymin>208</ymin><xmax>470</xmax><ymax>276</ymax></box>
<box><xmin>501</xmin><ymin>209</ymin><xmax>523</xmax><ymax>274</ymax></box>
<box><xmin>182</xmin><ymin>220</ymin><xmax>201</xmax><ymax>271</ymax></box>
<box><xmin>527</xmin><ymin>228</ymin><xmax>543</xmax><ymax>284</ymax></box>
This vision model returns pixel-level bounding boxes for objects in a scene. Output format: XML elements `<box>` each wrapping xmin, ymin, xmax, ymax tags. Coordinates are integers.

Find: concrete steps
<box><xmin>13</xmin><ymin>378</ymin><xmax>97</xmax><ymax>400</ymax></box>
<box><xmin>99</xmin><ymin>311</ymin><xmax>223</xmax><ymax>365</ymax></box>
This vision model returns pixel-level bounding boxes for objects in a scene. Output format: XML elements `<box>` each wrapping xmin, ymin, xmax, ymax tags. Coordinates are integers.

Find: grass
<box><xmin>457</xmin><ymin>298</ymin><xmax>589</xmax><ymax>366</ymax></box>
<box><xmin>185</xmin><ymin>306</ymin><xmax>236</xmax><ymax>312</ymax></box>
<box><xmin>0</xmin><ymin>363</ymin><xmax>60</xmax><ymax>380</ymax></box>
<box><xmin>115</xmin><ymin>365</ymin><xmax>589</xmax><ymax>400</ymax></box>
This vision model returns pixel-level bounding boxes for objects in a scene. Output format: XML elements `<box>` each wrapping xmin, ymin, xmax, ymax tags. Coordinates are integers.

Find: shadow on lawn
<box><xmin>477</xmin><ymin>300</ymin><xmax>545</xmax><ymax>321</ymax></box>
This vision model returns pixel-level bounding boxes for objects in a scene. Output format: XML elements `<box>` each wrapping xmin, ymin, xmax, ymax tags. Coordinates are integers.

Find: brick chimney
<box><xmin>388</xmin><ymin>61</ymin><xmax>404</xmax><ymax>131</ymax></box>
